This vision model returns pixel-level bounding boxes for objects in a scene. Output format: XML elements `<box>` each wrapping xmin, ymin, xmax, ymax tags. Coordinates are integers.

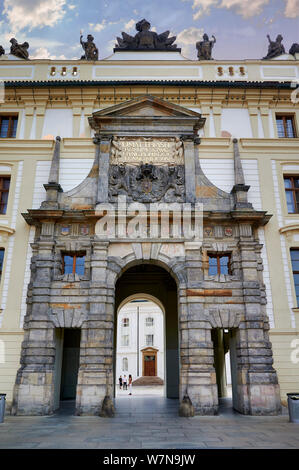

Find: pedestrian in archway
<box><xmin>128</xmin><ymin>374</ymin><xmax>133</xmax><ymax>395</ymax></box>
<box><xmin>123</xmin><ymin>375</ymin><xmax>127</xmax><ymax>390</ymax></box>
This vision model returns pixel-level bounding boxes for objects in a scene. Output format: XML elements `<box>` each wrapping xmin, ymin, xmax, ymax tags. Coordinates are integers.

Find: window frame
<box><xmin>146</xmin><ymin>334</ymin><xmax>154</xmax><ymax>347</ymax></box>
<box><xmin>145</xmin><ymin>317</ymin><xmax>154</xmax><ymax>327</ymax></box>
<box><xmin>208</xmin><ymin>252</ymin><xmax>232</xmax><ymax>276</ymax></box>
<box><xmin>61</xmin><ymin>251</ymin><xmax>86</xmax><ymax>275</ymax></box>
<box><xmin>284</xmin><ymin>175</ymin><xmax>299</xmax><ymax>214</ymax></box>
<box><xmin>290</xmin><ymin>248</ymin><xmax>299</xmax><ymax>307</ymax></box>
<box><xmin>122</xmin><ymin>317</ymin><xmax>129</xmax><ymax>328</ymax></box>
<box><xmin>0</xmin><ymin>248</ymin><xmax>5</xmax><ymax>280</ymax></box>
<box><xmin>276</xmin><ymin>114</ymin><xmax>297</xmax><ymax>138</ymax></box>
<box><xmin>121</xmin><ymin>334</ymin><xmax>129</xmax><ymax>347</ymax></box>
<box><xmin>0</xmin><ymin>115</ymin><xmax>18</xmax><ymax>138</ymax></box>
<box><xmin>0</xmin><ymin>176</ymin><xmax>11</xmax><ymax>215</ymax></box>
<box><xmin>122</xmin><ymin>357</ymin><xmax>128</xmax><ymax>371</ymax></box>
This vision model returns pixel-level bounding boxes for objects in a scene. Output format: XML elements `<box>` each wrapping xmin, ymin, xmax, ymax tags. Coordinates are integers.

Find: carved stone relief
<box><xmin>109</xmin><ymin>136</ymin><xmax>185</xmax><ymax>202</ymax></box>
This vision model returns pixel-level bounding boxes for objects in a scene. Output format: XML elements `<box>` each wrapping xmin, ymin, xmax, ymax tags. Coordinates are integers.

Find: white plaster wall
<box><xmin>32</xmin><ymin>159</ymin><xmax>94</xmax><ymax>208</ymax></box>
<box><xmin>221</xmin><ymin>109</ymin><xmax>253</xmax><ymax>138</ymax></box>
<box><xmin>0</xmin><ymin>161</ymin><xmax>23</xmax><ymax>325</ymax></box>
<box><xmin>200</xmin><ymin>158</ymin><xmax>261</xmax><ymax>209</ymax></box>
<box><xmin>42</xmin><ymin>109</ymin><xmax>73</xmax><ymax>139</ymax></box>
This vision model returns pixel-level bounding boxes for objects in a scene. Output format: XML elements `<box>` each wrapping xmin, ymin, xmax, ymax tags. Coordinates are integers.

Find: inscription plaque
<box><xmin>110</xmin><ymin>136</ymin><xmax>184</xmax><ymax>165</ymax></box>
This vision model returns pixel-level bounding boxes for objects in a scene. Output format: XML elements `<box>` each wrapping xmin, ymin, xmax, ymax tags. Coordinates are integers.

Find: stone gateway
<box><xmin>11</xmin><ymin>95</ymin><xmax>281</xmax><ymax>417</ymax></box>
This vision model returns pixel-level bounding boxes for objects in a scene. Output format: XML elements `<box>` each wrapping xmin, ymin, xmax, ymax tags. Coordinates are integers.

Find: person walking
<box><xmin>119</xmin><ymin>375</ymin><xmax>122</xmax><ymax>390</ymax></box>
<box><xmin>123</xmin><ymin>375</ymin><xmax>127</xmax><ymax>390</ymax></box>
<box><xmin>128</xmin><ymin>374</ymin><xmax>133</xmax><ymax>395</ymax></box>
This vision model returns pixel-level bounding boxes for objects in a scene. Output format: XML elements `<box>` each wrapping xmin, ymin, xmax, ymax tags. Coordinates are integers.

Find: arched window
<box><xmin>122</xmin><ymin>317</ymin><xmax>129</xmax><ymax>327</ymax></box>
<box><xmin>122</xmin><ymin>357</ymin><xmax>128</xmax><ymax>371</ymax></box>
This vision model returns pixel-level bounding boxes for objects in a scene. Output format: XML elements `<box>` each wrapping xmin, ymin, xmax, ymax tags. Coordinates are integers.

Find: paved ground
<box><xmin>0</xmin><ymin>396</ymin><xmax>298</xmax><ymax>449</ymax></box>
<box><xmin>115</xmin><ymin>385</ymin><xmax>164</xmax><ymax>396</ymax></box>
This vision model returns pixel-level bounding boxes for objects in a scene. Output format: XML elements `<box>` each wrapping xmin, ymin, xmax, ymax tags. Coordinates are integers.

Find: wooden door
<box><xmin>144</xmin><ymin>355</ymin><xmax>156</xmax><ymax>376</ymax></box>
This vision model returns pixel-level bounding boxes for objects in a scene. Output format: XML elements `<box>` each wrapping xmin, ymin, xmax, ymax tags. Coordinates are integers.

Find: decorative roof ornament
<box><xmin>289</xmin><ymin>43</ymin><xmax>299</xmax><ymax>57</ymax></box>
<box><xmin>196</xmin><ymin>33</ymin><xmax>216</xmax><ymax>60</ymax></box>
<box><xmin>80</xmin><ymin>33</ymin><xmax>99</xmax><ymax>60</ymax></box>
<box><xmin>262</xmin><ymin>34</ymin><xmax>285</xmax><ymax>59</ymax></box>
<box><xmin>10</xmin><ymin>38</ymin><xmax>29</xmax><ymax>60</ymax></box>
<box><xmin>114</xmin><ymin>18</ymin><xmax>180</xmax><ymax>51</ymax></box>
<box><xmin>0</xmin><ymin>46</ymin><xmax>5</xmax><ymax>57</ymax></box>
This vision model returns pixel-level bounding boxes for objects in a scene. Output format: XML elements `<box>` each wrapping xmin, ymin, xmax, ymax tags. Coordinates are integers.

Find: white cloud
<box><xmin>30</xmin><ymin>47</ymin><xmax>66</xmax><ymax>60</ymax></box>
<box><xmin>189</xmin><ymin>0</ymin><xmax>218</xmax><ymax>19</ymax></box>
<box><xmin>3</xmin><ymin>0</ymin><xmax>67</xmax><ymax>32</ymax></box>
<box><xmin>284</xmin><ymin>0</ymin><xmax>299</xmax><ymax>17</ymax></box>
<box><xmin>124</xmin><ymin>19</ymin><xmax>136</xmax><ymax>31</ymax></box>
<box><xmin>177</xmin><ymin>27</ymin><xmax>204</xmax><ymax>45</ymax></box>
<box><xmin>89</xmin><ymin>20</ymin><xmax>107</xmax><ymax>32</ymax></box>
<box><xmin>176</xmin><ymin>27</ymin><xmax>204</xmax><ymax>57</ymax></box>
<box><xmin>183</xmin><ymin>0</ymin><xmax>299</xmax><ymax>20</ymax></box>
<box><xmin>68</xmin><ymin>3</ymin><xmax>76</xmax><ymax>9</ymax></box>
<box><xmin>219</xmin><ymin>0</ymin><xmax>270</xmax><ymax>18</ymax></box>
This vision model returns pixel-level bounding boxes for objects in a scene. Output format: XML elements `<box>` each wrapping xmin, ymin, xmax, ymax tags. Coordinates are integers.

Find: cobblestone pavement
<box><xmin>0</xmin><ymin>397</ymin><xmax>298</xmax><ymax>449</ymax></box>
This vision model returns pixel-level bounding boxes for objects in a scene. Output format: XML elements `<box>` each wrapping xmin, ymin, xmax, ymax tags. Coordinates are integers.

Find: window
<box><xmin>0</xmin><ymin>115</ymin><xmax>18</xmax><ymax>138</ymax></box>
<box><xmin>284</xmin><ymin>176</ymin><xmax>299</xmax><ymax>213</ymax></box>
<box><xmin>146</xmin><ymin>334</ymin><xmax>154</xmax><ymax>346</ymax></box>
<box><xmin>62</xmin><ymin>252</ymin><xmax>85</xmax><ymax>275</ymax></box>
<box><xmin>208</xmin><ymin>253</ymin><xmax>232</xmax><ymax>275</ymax></box>
<box><xmin>276</xmin><ymin>115</ymin><xmax>296</xmax><ymax>138</ymax></box>
<box><xmin>121</xmin><ymin>335</ymin><xmax>129</xmax><ymax>347</ymax></box>
<box><xmin>122</xmin><ymin>318</ymin><xmax>129</xmax><ymax>327</ymax></box>
<box><xmin>0</xmin><ymin>177</ymin><xmax>10</xmax><ymax>214</ymax></box>
<box><xmin>145</xmin><ymin>317</ymin><xmax>154</xmax><ymax>327</ymax></box>
<box><xmin>0</xmin><ymin>248</ymin><xmax>4</xmax><ymax>279</ymax></box>
<box><xmin>291</xmin><ymin>249</ymin><xmax>299</xmax><ymax>306</ymax></box>
<box><xmin>122</xmin><ymin>357</ymin><xmax>128</xmax><ymax>371</ymax></box>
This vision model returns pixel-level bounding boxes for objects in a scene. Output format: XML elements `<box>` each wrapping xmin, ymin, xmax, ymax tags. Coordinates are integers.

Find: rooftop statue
<box><xmin>114</xmin><ymin>18</ymin><xmax>180</xmax><ymax>51</ymax></box>
<box><xmin>10</xmin><ymin>38</ymin><xmax>29</xmax><ymax>60</ymax></box>
<box><xmin>289</xmin><ymin>42</ymin><xmax>299</xmax><ymax>56</ymax></box>
<box><xmin>263</xmin><ymin>34</ymin><xmax>285</xmax><ymax>59</ymax></box>
<box><xmin>0</xmin><ymin>46</ymin><xmax>5</xmax><ymax>57</ymax></box>
<box><xmin>80</xmin><ymin>34</ymin><xmax>99</xmax><ymax>60</ymax></box>
<box><xmin>196</xmin><ymin>33</ymin><xmax>216</xmax><ymax>60</ymax></box>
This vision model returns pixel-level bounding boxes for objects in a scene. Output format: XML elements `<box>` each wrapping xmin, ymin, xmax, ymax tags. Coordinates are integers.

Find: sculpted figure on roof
<box><xmin>10</xmin><ymin>38</ymin><xmax>29</xmax><ymax>60</ymax></box>
<box><xmin>289</xmin><ymin>42</ymin><xmax>299</xmax><ymax>56</ymax></box>
<box><xmin>115</xmin><ymin>19</ymin><xmax>179</xmax><ymax>51</ymax></box>
<box><xmin>80</xmin><ymin>34</ymin><xmax>99</xmax><ymax>60</ymax></box>
<box><xmin>263</xmin><ymin>34</ymin><xmax>285</xmax><ymax>59</ymax></box>
<box><xmin>196</xmin><ymin>33</ymin><xmax>216</xmax><ymax>60</ymax></box>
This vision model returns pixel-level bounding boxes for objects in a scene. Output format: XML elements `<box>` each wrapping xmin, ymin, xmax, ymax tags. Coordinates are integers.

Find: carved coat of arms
<box><xmin>109</xmin><ymin>162</ymin><xmax>185</xmax><ymax>203</ymax></box>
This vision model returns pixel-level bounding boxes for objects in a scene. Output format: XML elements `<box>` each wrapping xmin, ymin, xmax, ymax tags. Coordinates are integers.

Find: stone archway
<box><xmin>114</xmin><ymin>263</ymin><xmax>180</xmax><ymax>400</ymax></box>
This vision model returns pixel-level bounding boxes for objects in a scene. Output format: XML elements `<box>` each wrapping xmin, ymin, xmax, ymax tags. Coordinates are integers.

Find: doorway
<box><xmin>114</xmin><ymin>263</ymin><xmax>179</xmax><ymax>400</ymax></box>
<box><xmin>211</xmin><ymin>328</ymin><xmax>238</xmax><ymax>411</ymax></box>
<box><xmin>54</xmin><ymin>328</ymin><xmax>81</xmax><ymax>411</ymax></box>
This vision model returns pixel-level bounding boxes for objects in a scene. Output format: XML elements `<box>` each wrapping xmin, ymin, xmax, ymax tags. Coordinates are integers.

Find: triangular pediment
<box><xmin>91</xmin><ymin>95</ymin><xmax>202</xmax><ymax>118</ymax></box>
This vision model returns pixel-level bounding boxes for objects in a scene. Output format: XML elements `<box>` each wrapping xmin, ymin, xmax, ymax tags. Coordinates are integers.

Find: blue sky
<box><xmin>0</xmin><ymin>0</ymin><xmax>298</xmax><ymax>60</ymax></box>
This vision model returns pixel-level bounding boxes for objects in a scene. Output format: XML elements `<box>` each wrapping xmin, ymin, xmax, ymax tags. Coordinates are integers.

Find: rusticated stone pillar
<box><xmin>75</xmin><ymin>241</ymin><xmax>114</xmax><ymax>415</ymax></box>
<box><xmin>180</xmin><ymin>299</ymin><xmax>218</xmax><ymax>415</ymax></box>
<box><xmin>179</xmin><ymin>243</ymin><xmax>218</xmax><ymax>415</ymax></box>
<box><xmin>12</xmin><ymin>239</ymin><xmax>56</xmax><ymax>415</ymax></box>
<box><xmin>235</xmin><ymin>239</ymin><xmax>281</xmax><ymax>415</ymax></box>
